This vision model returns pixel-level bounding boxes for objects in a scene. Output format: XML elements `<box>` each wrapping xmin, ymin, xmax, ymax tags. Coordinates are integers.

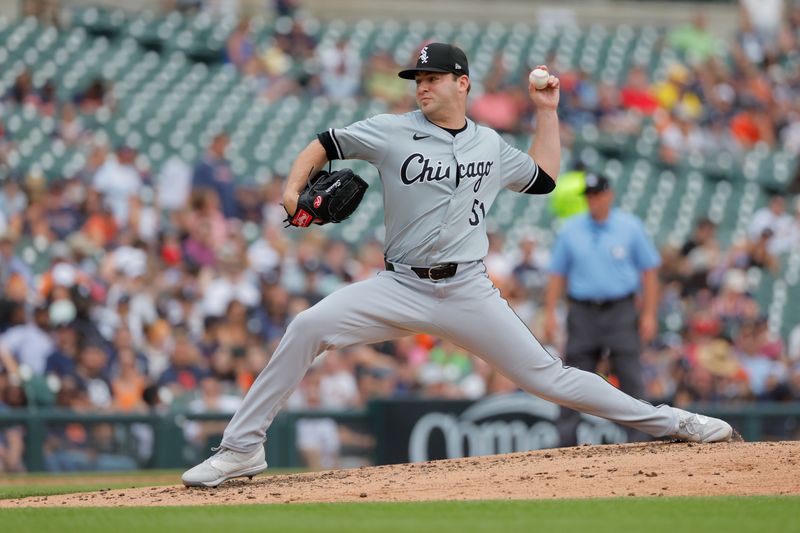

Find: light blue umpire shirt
<box><xmin>549</xmin><ymin>208</ymin><xmax>661</xmax><ymax>301</ymax></box>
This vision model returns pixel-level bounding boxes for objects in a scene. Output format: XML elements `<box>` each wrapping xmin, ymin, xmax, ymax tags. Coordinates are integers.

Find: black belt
<box><xmin>568</xmin><ymin>294</ymin><xmax>634</xmax><ymax>309</ymax></box>
<box><xmin>384</xmin><ymin>260</ymin><xmax>458</xmax><ymax>281</ymax></box>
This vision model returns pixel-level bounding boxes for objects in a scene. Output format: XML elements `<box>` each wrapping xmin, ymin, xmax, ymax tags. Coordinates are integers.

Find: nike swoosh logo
<box><xmin>413</xmin><ymin>133</ymin><xmax>431</xmax><ymax>140</ymax></box>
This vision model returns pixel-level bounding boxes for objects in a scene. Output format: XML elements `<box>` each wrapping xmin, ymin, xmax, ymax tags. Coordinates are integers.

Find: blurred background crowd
<box><xmin>1</xmin><ymin>0</ymin><xmax>800</xmax><ymax>472</ymax></box>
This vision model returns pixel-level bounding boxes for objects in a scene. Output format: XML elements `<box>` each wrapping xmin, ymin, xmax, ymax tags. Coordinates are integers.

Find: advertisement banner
<box><xmin>371</xmin><ymin>393</ymin><xmax>628</xmax><ymax>464</ymax></box>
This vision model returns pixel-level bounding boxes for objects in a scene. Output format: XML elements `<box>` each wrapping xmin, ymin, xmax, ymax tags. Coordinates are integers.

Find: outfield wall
<box><xmin>1</xmin><ymin>395</ymin><xmax>798</xmax><ymax>471</ymax></box>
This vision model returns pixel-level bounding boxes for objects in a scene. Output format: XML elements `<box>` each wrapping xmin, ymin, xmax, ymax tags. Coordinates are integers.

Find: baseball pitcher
<box><xmin>182</xmin><ymin>43</ymin><xmax>732</xmax><ymax>487</ymax></box>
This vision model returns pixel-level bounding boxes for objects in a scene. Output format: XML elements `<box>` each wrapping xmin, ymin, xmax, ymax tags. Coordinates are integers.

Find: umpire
<box><xmin>544</xmin><ymin>173</ymin><xmax>661</xmax><ymax>445</ymax></box>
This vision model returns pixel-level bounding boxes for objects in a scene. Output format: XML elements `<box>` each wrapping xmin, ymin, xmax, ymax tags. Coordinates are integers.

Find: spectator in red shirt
<box><xmin>621</xmin><ymin>66</ymin><xmax>659</xmax><ymax>115</ymax></box>
<box><xmin>730</xmin><ymin>100</ymin><xmax>776</xmax><ymax>148</ymax></box>
<box><xmin>469</xmin><ymin>65</ymin><xmax>524</xmax><ymax>133</ymax></box>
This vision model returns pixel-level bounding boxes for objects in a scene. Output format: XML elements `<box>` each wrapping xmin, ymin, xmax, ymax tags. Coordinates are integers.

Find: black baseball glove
<box><xmin>284</xmin><ymin>168</ymin><xmax>368</xmax><ymax>228</ymax></box>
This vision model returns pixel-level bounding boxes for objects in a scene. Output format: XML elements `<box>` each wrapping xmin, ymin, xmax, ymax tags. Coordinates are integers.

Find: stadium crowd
<box><xmin>2</xmin><ymin>0</ymin><xmax>800</xmax><ymax>471</ymax></box>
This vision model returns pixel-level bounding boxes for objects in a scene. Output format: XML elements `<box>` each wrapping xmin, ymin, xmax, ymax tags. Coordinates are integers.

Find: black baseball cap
<box><xmin>398</xmin><ymin>43</ymin><xmax>469</xmax><ymax>80</ymax></box>
<box><xmin>583</xmin><ymin>173</ymin><xmax>611</xmax><ymax>195</ymax></box>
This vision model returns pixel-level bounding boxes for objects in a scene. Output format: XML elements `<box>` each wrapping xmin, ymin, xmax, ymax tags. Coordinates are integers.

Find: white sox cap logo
<box><xmin>419</xmin><ymin>46</ymin><xmax>429</xmax><ymax>64</ymax></box>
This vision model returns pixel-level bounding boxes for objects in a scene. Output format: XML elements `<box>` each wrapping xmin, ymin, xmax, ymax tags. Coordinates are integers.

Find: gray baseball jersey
<box><xmin>319</xmin><ymin>110</ymin><xmax>545</xmax><ymax>265</ymax></box>
<box><xmin>218</xmin><ymin>110</ymin><xmax>683</xmax><ymax>459</ymax></box>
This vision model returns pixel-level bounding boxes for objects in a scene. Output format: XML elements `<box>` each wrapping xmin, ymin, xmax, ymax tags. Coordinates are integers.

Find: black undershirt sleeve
<box><xmin>522</xmin><ymin>166</ymin><xmax>556</xmax><ymax>194</ymax></box>
<box><xmin>316</xmin><ymin>131</ymin><xmax>340</xmax><ymax>161</ymax></box>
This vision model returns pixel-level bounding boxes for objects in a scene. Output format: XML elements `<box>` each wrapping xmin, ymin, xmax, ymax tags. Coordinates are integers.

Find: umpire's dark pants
<box><xmin>558</xmin><ymin>295</ymin><xmax>649</xmax><ymax>445</ymax></box>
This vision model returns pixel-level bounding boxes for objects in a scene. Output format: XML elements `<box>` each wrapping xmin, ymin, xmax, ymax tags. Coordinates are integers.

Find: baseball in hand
<box><xmin>530</xmin><ymin>68</ymin><xmax>549</xmax><ymax>90</ymax></box>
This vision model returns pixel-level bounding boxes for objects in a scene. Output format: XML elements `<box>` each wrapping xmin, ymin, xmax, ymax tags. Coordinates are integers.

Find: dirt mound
<box><xmin>3</xmin><ymin>441</ymin><xmax>799</xmax><ymax>507</ymax></box>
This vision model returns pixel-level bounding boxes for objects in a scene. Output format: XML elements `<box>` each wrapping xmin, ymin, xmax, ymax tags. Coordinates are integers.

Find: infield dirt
<box><xmin>2</xmin><ymin>441</ymin><xmax>798</xmax><ymax>507</ymax></box>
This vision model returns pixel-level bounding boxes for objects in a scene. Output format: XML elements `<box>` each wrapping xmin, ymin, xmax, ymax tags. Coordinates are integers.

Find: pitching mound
<box><xmin>3</xmin><ymin>441</ymin><xmax>799</xmax><ymax>507</ymax></box>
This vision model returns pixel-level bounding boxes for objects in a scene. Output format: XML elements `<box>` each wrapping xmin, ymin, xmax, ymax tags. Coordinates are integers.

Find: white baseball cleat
<box><xmin>182</xmin><ymin>445</ymin><xmax>267</xmax><ymax>488</ymax></box>
<box><xmin>669</xmin><ymin>408</ymin><xmax>733</xmax><ymax>443</ymax></box>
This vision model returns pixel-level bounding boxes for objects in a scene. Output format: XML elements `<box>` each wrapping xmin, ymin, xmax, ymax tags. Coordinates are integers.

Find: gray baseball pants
<box><xmin>221</xmin><ymin>261</ymin><xmax>678</xmax><ymax>453</ymax></box>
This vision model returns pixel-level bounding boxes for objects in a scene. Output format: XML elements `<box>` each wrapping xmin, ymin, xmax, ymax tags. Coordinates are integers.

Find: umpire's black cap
<box><xmin>398</xmin><ymin>43</ymin><xmax>469</xmax><ymax>79</ymax></box>
<box><xmin>583</xmin><ymin>173</ymin><xmax>611</xmax><ymax>195</ymax></box>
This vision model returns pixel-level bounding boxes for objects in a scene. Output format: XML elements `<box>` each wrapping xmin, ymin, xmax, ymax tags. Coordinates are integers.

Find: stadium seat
<box><xmin>2</xmin><ymin>9</ymin><xmax>797</xmax><ymax>265</ymax></box>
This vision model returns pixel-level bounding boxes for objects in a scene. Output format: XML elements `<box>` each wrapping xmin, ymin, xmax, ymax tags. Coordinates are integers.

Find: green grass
<box><xmin>0</xmin><ymin>470</ymin><xmax>179</xmax><ymax>500</ymax></box>
<box><xmin>0</xmin><ymin>469</ymin><xmax>300</xmax><ymax>500</ymax></box>
<box><xmin>0</xmin><ymin>469</ymin><xmax>181</xmax><ymax>480</ymax></box>
<box><xmin>0</xmin><ymin>497</ymin><xmax>798</xmax><ymax>533</ymax></box>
